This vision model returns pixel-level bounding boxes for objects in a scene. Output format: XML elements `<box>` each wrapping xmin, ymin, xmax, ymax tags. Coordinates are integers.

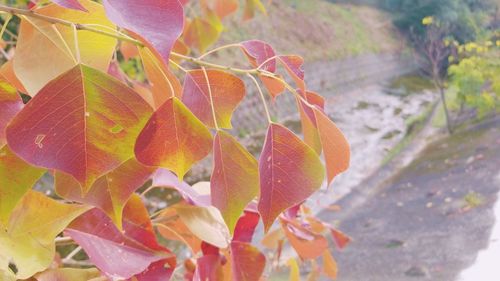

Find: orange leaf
<box><xmin>230</xmin><ymin>241</ymin><xmax>266</xmax><ymax>281</ymax></box>
<box><xmin>6</xmin><ymin>65</ymin><xmax>152</xmax><ymax>193</ymax></box>
<box><xmin>184</xmin><ymin>17</ymin><xmax>220</xmax><ymax>54</ymax></box>
<box><xmin>134</xmin><ymin>97</ymin><xmax>213</xmax><ymax>180</ymax></box>
<box><xmin>140</xmin><ymin>47</ymin><xmax>183</xmax><ymax>108</ymax></box>
<box><xmin>281</xmin><ymin>220</ymin><xmax>328</xmax><ymax>259</ymax></box>
<box><xmin>313</xmin><ymin>108</ymin><xmax>350</xmax><ymax>185</ymax></box>
<box><xmin>322</xmin><ymin>250</ymin><xmax>338</xmax><ymax>279</ymax></box>
<box><xmin>258</xmin><ymin>124</ymin><xmax>325</xmax><ymax>232</ymax></box>
<box><xmin>212</xmin><ymin>131</ymin><xmax>259</xmax><ymax>234</ymax></box>
<box><xmin>183</xmin><ymin>69</ymin><xmax>245</xmax><ymax>129</ymax></box>
<box><xmin>14</xmin><ymin>0</ymin><xmax>117</xmax><ymax>96</ymax></box>
<box><xmin>156</xmin><ymin>207</ymin><xmax>202</xmax><ymax>253</ymax></box>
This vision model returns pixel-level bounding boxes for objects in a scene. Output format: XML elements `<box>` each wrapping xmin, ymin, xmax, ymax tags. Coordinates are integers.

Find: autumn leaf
<box><xmin>103</xmin><ymin>0</ymin><xmax>184</xmax><ymax>64</ymax></box>
<box><xmin>135</xmin><ymin>97</ymin><xmax>212</xmax><ymax>180</ymax></box>
<box><xmin>14</xmin><ymin>0</ymin><xmax>117</xmax><ymax>96</ymax></box>
<box><xmin>322</xmin><ymin>250</ymin><xmax>338</xmax><ymax>279</ymax></box>
<box><xmin>183</xmin><ymin>69</ymin><xmax>246</xmax><ymax>129</ymax></box>
<box><xmin>258</xmin><ymin>123</ymin><xmax>325</xmax><ymax>232</ymax></box>
<box><xmin>213</xmin><ymin>0</ymin><xmax>239</xmax><ymax>19</ymax></box>
<box><xmin>233</xmin><ymin>210</ymin><xmax>260</xmax><ymax>243</ymax></box>
<box><xmin>174</xmin><ymin>203</ymin><xmax>231</xmax><ymax>248</ymax></box>
<box><xmin>0</xmin><ymin>79</ymin><xmax>22</xmax><ymax>147</ymax></box>
<box><xmin>66</xmin><ymin>195</ymin><xmax>175</xmax><ymax>280</ymax></box>
<box><xmin>156</xmin><ymin>207</ymin><xmax>202</xmax><ymax>253</ymax></box>
<box><xmin>230</xmin><ymin>241</ymin><xmax>266</xmax><ymax>281</ymax></box>
<box><xmin>243</xmin><ymin>0</ymin><xmax>267</xmax><ymax>21</ymax></box>
<box><xmin>35</xmin><ymin>268</ymin><xmax>101</xmax><ymax>281</ymax></box>
<box><xmin>240</xmin><ymin>40</ymin><xmax>285</xmax><ymax>98</ymax></box>
<box><xmin>0</xmin><ymin>61</ymin><xmax>27</xmax><ymax>94</ymax></box>
<box><xmin>6</xmin><ymin>64</ymin><xmax>152</xmax><ymax>193</ymax></box>
<box><xmin>184</xmin><ymin>17</ymin><xmax>221</xmax><ymax>54</ymax></box>
<box><xmin>151</xmin><ymin>169</ymin><xmax>211</xmax><ymax>206</ymax></box>
<box><xmin>313</xmin><ymin>108</ymin><xmax>350</xmax><ymax>185</ymax></box>
<box><xmin>50</xmin><ymin>0</ymin><xmax>88</xmax><ymax>12</ymax></box>
<box><xmin>0</xmin><ymin>191</ymin><xmax>90</xmax><ymax>279</ymax></box>
<box><xmin>139</xmin><ymin>47</ymin><xmax>182</xmax><ymax>109</ymax></box>
<box><xmin>55</xmin><ymin>158</ymin><xmax>156</xmax><ymax>229</ymax></box>
<box><xmin>0</xmin><ymin>147</ymin><xmax>45</xmax><ymax>225</ymax></box>
<box><xmin>281</xmin><ymin>219</ymin><xmax>328</xmax><ymax>259</ymax></box>
<box><xmin>287</xmin><ymin>258</ymin><xmax>300</xmax><ymax>281</ymax></box>
<box><xmin>212</xmin><ymin>131</ymin><xmax>259</xmax><ymax>234</ymax></box>
<box><xmin>297</xmin><ymin>90</ymin><xmax>325</xmax><ymax>154</ymax></box>
<box><xmin>279</xmin><ymin>55</ymin><xmax>306</xmax><ymax>92</ymax></box>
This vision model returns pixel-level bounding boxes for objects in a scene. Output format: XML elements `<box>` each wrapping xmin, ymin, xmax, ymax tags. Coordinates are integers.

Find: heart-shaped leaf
<box><xmin>258</xmin><ymin>124</ymin><xmax>324</xmax><ymax>232</ymax></box>
<box><xmin>66</xmin><ymin>195</ymin><xmax>175</xmax><ymax>280</ymax></box>
<box><xmin>0</xmin><ymin>191</ymin><xmax>90</xmax><ymax>279</ymax></box>
<box><xmin>6</xmin><ymin>64</ymin><xmax>153</xmax><ymax>193</ymax></box>
<box><xmin>230</xmin><ymin>241</ymin><xmax>265</xmax><ymax>281</ymax></box>
<box><xmin>14</xmin><ymin>0</ymin><xmax>117</xmax><ymax>96</ymax></box>
<box><xmin>135</xmin><ymin>97</ymin><xmax>212</xmax><ymax>180</ymax></box>
<box><xmin>103</xmin><ymin>0</ymin><xmax>184</xmax><ymax>64</ymax></box>
<box><xmin>183</xmin><ymin>70</ymin><xmax>245</xmax><ymax>129</ymax></box>
<box><xmin>212</xmin><ymin>131</ymin><xmax>258</xmax><ymax>233</ymax></box>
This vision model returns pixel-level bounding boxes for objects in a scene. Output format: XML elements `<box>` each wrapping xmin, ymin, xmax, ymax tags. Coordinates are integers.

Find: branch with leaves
<box><xmin>0</xmin><ymin>0</ymin><xmax>351</xmax><ymax>280</ymax></box>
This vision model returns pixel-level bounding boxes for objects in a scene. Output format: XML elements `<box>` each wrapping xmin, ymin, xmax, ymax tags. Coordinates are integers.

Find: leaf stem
<box><xmin>72</xmin><ymin>23</ymin><xmax>81</xmax><ymax>63</ymax></box>
<box><xmin>202</xmin><ymin>66</ymin><xmax>220</xmax><ymax>130</ymax></box>
<box><xmin>197</xmin><ymin>43</ymin><xmax>242</xmax><ymax>60</ymax></box>
<box><xmin>248</xmin><ymin>73</ymin><xmax>272</xmax><ymax>123</ymax></box>
<box><xmin>0</xmin><ymin>4</ymin><xmax>315</xmax><ymax>111</ymax></box>
<box><xmin>62</xmin><ymin>246</ymin><xmax>82</xmax><ymax>263</ymax></box>
<box><xmin>0</xmin><ymin>13</ymin><xmax>12</xmax><ymax>40</ymax></box>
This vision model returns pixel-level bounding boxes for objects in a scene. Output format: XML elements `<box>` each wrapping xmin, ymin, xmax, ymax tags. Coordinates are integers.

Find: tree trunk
<box><xmin>439</xmin><ymin>86</ymin><xmax>453</xmax><ymax>134</ymax></box>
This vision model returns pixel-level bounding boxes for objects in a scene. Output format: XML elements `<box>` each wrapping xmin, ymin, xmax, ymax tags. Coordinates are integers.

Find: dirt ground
<box><xmin>318</xmin><ymin>117</ymin><xmax>500</xmax><ymax>281</ymax></box>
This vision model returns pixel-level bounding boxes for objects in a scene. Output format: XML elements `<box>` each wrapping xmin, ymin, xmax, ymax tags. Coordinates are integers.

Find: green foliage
<box><xmin>448</xmin><ymin>44</ymin><xmax>500</xmax><ymax>117</ymax></box>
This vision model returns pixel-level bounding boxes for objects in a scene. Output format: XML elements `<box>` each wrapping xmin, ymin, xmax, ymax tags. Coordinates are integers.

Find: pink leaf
<box><xmin>51</xmin><ymin>0</ymin><xmax>88</xmax><ymax>12</ymax></box>
<box><xmin>103</xmin><ymin>0</ymin><xmax>184</xmax><ymax>64</ymax></box>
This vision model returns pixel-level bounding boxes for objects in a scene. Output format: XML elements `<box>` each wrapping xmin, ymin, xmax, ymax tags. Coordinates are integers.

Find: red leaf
<box><xmin>240</xmin><ymin>40</ymin><xmax>285</xmax><ymax>98</ymax></box>
<box><xmin>258</xmin><ymin>124</ymin><xmax>325</xmax><ymax>232</ymax></box>
<box><xmin>183</xmin><ymin>70</ymin><xmax>245</xmax><ymax>129</ymax></box>
<box><xmin>240</xmin><ymin>40</ymin><xmax>276</xmax><ymax>72</ymax></box>
<box><xmin>140</xmin><ymin>47</ymin><xmax>182</xmax><ymax>108</ymax></box>
<box><xmin>230</xmin><ymin>241</ymin><xmax>266</xmax><ymax>281</ymax></box>
<box><xmin>0</xmin><ymin>79</ymin><xmax>22</xmax><ymax>147</ymax></box>
<box><xmin>51</xmin><ymin>0</ymin><xmax>88</xmax><ymax>11</ymax></box>
<box><xmin>134</xmin><ymin>97</ymin><xmax>213</xmax><ymax>180</ymax></box>
<box><xmin>233</xmin><ymin>211</ymin><xmax>260</xmax><ymax>243</ymax></box>
<box><xmin>313</xmin><ymin>108</ymin><xmax>350</xmax><ymax>185</ymax></box>
<box><xmin>331</xmin><ymin>228</ymin><xmax>351</xmax><ymax>250</ymax></box>
<box><xmin>5</xmin><ymin>65</ymin><xmax>153</xmax><ymax>192</ymax></box>
<box><xmin>279</xmin><ymin>55</ymin><xmax>306</xmax><ymax>92</ymax></box>
<box><xmin>66</xmin><ymin>195</ymin><xmax>174</xmax><ymax>280</ymax></box>
<box><xmin>103</xmin><ymin>0</ymin><xmax>184</xmax><ymax>64</ymax></box>
<box><xmin>212</xmin><ymin>131</ymin><xmax>259</xmax><ymax>233</ymax></box>
<box><xmin>193</xmin><ymin>255</ymin><xmax>223</xmax><ymax>281</ymax></box>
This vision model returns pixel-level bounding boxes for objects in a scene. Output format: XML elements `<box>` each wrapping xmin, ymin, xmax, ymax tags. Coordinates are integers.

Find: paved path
<box><xmin>319</xmin><ymin>117</ymin><xmax>500</xmax><ymax>281</ymax></box>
